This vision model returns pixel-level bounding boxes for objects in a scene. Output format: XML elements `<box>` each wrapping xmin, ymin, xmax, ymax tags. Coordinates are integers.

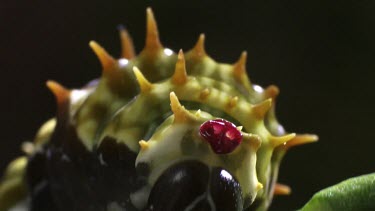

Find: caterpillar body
<box><xmin>0</xmin><ymin>8</ymin><xmax>318</xmax><ymax>211</ymax></box>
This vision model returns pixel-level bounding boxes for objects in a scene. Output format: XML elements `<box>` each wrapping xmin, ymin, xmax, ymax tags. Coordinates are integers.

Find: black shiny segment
<box><xmin>210</xmin><ymin>167</ymin><xmax>243</xmax><ymax>211</ymax></box>
<box><xmin>147</xmin><ymin>160</ymin><xmax>209</xmax><ymax>211</ymax></box>
<box><xmin>187</xmin><ymin>200</ymin><xmax>211</xmax><ymax>211</ymax></box>
<box><xmin>27</xmin><ymin>122</ymin><xmax>138</xmax><ymax>211</ymax></box>
<box><xmin>146</xmin><ymin>161</ymin><xmax>243</xmax><ymax>211</ymax></box>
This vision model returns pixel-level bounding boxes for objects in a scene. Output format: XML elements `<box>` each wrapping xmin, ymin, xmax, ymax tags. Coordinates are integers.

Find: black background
<box><xmin>1</xmin><ymin>0</ymin><xmax>374</xmax><ymax>210</ymax></box>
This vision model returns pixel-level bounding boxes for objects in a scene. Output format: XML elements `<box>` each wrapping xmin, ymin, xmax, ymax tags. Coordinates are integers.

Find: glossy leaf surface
<box><xmin>300</xmin><ymin>173</ymin><xmax>375</xmax><ymax>211</ymax></box>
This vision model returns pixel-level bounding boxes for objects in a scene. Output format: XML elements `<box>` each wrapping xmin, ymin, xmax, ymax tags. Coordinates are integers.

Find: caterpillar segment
<box><xmin>132</xmin><ymin>92</ymin><xmax>261</xmax><ymax>209</ymax></box>
<box><xmin>0</xmin><ymin>8</ymin><xmax>318</xmax><ymax>211</ymax></box>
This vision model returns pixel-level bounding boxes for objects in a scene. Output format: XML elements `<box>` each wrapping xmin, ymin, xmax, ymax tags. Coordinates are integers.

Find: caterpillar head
<box><xmin>133</xmin><ymin>92</ymin><xmax>261</xmax><ymax>210</ymax></box>
<box><xmin>0</xmin><ymin>7</ymin><xmax>318</xmax><ymax>211</ymax></box>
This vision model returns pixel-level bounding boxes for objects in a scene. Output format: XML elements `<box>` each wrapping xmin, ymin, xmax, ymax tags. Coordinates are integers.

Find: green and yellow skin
<box><xmin>0</xmin><ymin>8</ymin><xmax>318</xmax><ymax>211</ymax></box>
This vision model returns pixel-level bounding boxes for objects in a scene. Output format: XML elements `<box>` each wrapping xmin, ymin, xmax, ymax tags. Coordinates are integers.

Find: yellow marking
<box><xmin>139</xmin><ymin>140</ymin><xmax>149</xmax><ymax>150</ymax></box>
<box><xmin>199</xmin><ymin>88</ymin><xmax>210</xmax><ymax>100</ymax></box>
<box><xmin>133</xmin><ymin>66</ymin><xmax>153</xmax><ymax>93</ymax></box>
<box><xmin>172</xmin><ymin>50</ymin><xmax>188</xmax><ymax>85</ymax></box>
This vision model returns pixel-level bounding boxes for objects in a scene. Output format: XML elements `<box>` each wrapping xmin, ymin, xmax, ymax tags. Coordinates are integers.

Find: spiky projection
<box><xmin>0</xmin><ymin>8</ymin><xmax>317</xmax><ymax>211</ymax></box>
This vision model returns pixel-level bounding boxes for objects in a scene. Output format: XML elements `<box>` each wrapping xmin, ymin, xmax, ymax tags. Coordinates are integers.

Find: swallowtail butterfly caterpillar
<box><xmin>0</xmin><ymin>8</ymin><xmax>318</xmax><ymax>211</ymax></box>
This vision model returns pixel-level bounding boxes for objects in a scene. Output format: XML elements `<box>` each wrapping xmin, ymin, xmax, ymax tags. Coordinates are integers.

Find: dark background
<box><xmin>1</xmin><ymin>0</ymin><xmax>374</xmax><ymax>210</ymax></box>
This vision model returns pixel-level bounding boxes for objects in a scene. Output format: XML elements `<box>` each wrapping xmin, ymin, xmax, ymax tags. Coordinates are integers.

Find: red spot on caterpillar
<box><xmin>199</xmin><ymin>119</ymin><xmax>242</xmax><ymax>154</ymax></box>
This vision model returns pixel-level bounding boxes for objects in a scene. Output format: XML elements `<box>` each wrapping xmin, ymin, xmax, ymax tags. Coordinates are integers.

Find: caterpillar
<box><xmin>0</xmin><ymin>8</ymin><xmax>318</xmax><ymax>211</ymax></box>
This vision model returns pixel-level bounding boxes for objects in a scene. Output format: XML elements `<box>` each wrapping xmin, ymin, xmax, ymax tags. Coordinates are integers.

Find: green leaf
<box><xmin>300</xmin><ymin>173</ymin><xmax>375</xmax><ymax>211</ymax></box>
